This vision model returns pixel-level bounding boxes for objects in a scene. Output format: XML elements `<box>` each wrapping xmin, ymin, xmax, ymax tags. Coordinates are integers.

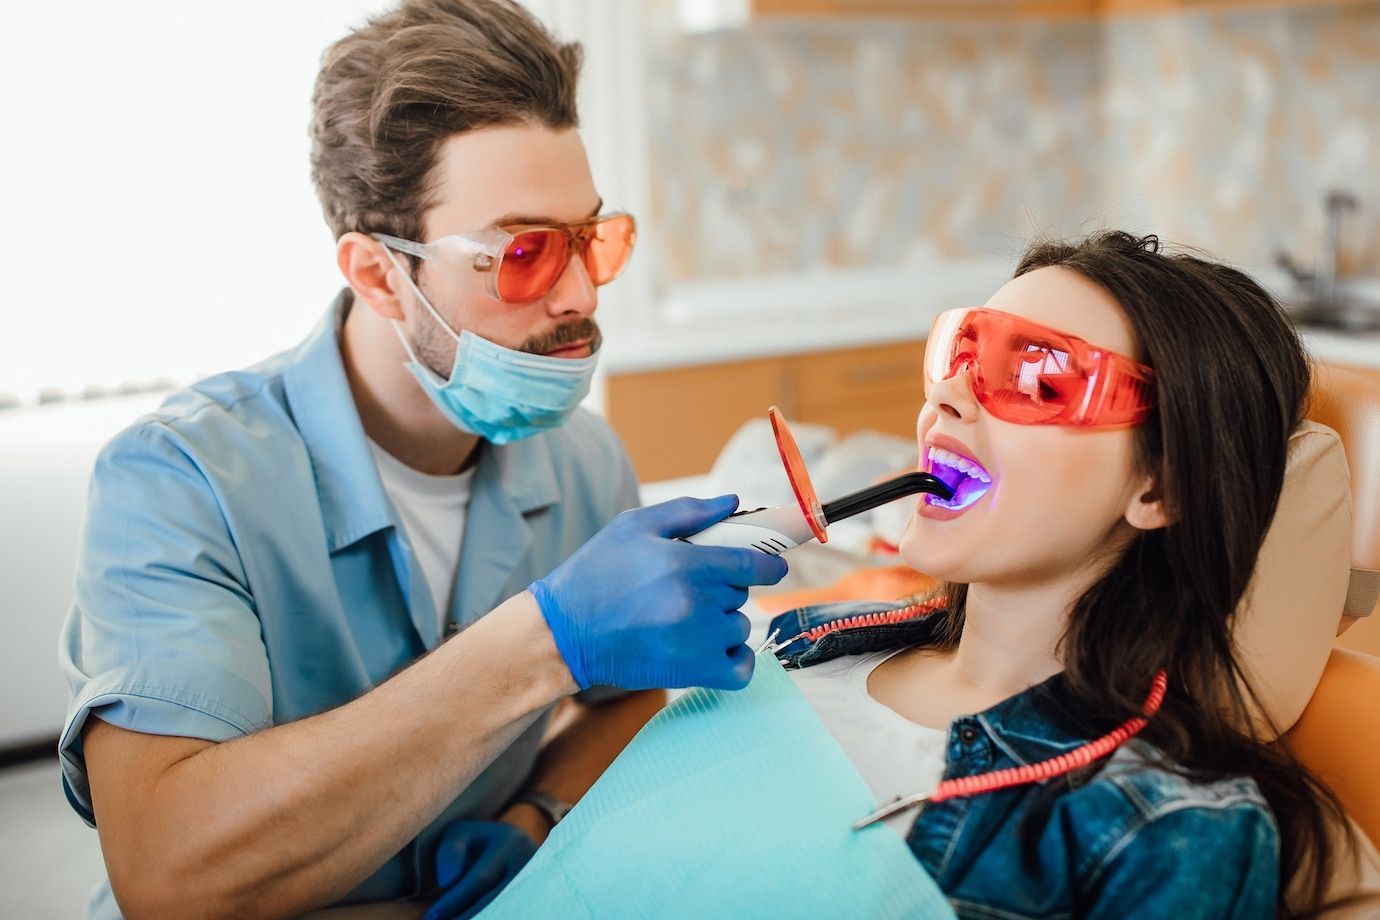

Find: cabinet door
<box><xmin>605</xmin><ymin>357</ymin><xmax>788</xmax><ymax>483</ymax></box>
<box><xmin>791</xmin><ymin>339</ymin><xmax>927</xmax><ymax>440</ymax></box>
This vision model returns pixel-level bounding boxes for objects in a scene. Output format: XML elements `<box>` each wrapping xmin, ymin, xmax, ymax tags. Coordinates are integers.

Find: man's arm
<box><xmin>499</xmin><ymin>689</ymin><xmax>668</xmax><ymax>843</ymax></box>
<box><xmin>84</xmin><ymin>592</ymin><xmax>573</xmax><ymax>920</ymax></box>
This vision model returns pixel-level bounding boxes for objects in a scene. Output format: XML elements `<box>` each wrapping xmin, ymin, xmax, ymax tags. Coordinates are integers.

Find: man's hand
<box><xmin>424</xmin><ymin>821</ymin><xmax>537</xmax><ymax>920</ymax></box>
<box><xmin>530</xmin><ymin>495</ymin><xmax>788</xmax><ymax>691</ymax></box>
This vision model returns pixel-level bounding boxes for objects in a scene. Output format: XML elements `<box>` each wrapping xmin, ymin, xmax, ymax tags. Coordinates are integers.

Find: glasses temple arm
<box><xmin>371</xmin><ymin>233</ymin><xmax>429</xmax><ymax>260</ymax></box>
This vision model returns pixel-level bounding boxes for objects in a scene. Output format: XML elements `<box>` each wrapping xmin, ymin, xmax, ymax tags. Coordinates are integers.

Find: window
<box><xmin>0</xmin><ymin>0</ymin><xmax>648</xmax><ymax>406</ymax></box>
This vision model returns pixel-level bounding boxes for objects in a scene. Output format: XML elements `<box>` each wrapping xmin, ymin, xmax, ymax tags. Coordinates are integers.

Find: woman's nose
<box><xmin>927</xmin><ymin>362</ymin><xmax>981</xmax><ymax>420</ymax></box>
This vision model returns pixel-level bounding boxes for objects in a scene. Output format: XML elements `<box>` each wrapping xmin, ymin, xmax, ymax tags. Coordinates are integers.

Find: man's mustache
<box><xmin>521</xmin><ymin>318</ymin><xmax>602</xmax><ymax>356</ymax></box>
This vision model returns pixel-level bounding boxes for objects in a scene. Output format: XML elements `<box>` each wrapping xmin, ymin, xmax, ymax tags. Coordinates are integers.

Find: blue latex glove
<box><xmin>424</xmin><ymin>820</ymin><xmax>538</xmax><ymax>920</ymax></box>
<box><xmin>529</xmin><ymin>494</ymin><xmax>788</xmax><ymax>691</ymax></box>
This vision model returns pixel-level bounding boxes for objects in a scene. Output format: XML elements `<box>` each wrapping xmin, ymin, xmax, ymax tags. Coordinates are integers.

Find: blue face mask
<box><xmin>384</xmin><ymin>252</ymin><xmax>598</xmax><ymax>445</ymax></box>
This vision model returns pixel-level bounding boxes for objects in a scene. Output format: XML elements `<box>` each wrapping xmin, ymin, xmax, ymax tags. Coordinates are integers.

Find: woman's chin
<box><xmin>898</xmin><ymin>527</ymin><xmax>966</xmax><ymax>582</ymax></box>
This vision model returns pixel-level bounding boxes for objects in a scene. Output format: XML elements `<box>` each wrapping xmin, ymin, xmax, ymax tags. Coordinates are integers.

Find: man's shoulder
<box><xmin>101</xmin><ymin>350</ymin><xmax>304</xmax><ymax>472</ymax></box>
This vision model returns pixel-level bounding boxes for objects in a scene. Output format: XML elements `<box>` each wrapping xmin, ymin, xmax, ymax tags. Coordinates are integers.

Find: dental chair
<box><xmin>759</xmin><ymin>363</ymin><xmax>1380</xmax><ymax>891</ymax></box>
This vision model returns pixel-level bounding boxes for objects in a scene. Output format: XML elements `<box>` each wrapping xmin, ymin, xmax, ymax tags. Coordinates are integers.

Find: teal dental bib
<box><xmin>479</xmin><ymin>651</ymin><xmax>955</xmax><ymax>919</ymax></box>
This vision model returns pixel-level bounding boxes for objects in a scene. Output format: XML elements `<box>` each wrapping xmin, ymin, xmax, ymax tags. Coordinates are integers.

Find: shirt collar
<box><xmin>283</xmin><ymin>290</ymin><xmax>562</xmax><ymax>553</ymax></box>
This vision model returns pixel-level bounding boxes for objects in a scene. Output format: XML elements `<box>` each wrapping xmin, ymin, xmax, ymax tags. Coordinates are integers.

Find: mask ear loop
<box><xmin>379</xmin><ymin>244</ymin><xmax>464</xmax><ymax>349</ymax></box>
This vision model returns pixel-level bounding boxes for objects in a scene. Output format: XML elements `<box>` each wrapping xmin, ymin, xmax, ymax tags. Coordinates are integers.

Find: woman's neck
<box><xmin>946</xmin><ymin>581</ymin><xmax>1075</xmax><ymax>703</ymax></box>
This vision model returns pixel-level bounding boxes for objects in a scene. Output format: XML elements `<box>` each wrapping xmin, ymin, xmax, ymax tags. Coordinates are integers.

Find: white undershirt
<box><xmin>367</xmin><ymin>439</ymin><xmax>475</xmax><ymax>637</ymax></box>
<box><xmin>790</xmin><ymin>648</ymin><xmax>950</xmax><ymax>837</ymax></box>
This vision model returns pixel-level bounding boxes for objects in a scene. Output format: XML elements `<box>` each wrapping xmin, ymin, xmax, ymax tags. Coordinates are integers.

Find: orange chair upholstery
<box><xmin>1285</xmin><ymin>366</ymin><xmax>1380</xmax><ymax>857</ymax></box>
<box><xmin>1287</xmin><ymin>648</ymin><xmax>1380</xmax><ymax>852</ymax></box>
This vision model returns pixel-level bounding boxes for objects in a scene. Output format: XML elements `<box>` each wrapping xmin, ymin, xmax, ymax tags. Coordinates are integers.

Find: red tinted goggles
<box><xmin>375</xmin><ymin>211</ymin><xmax>636</xmax><ymax>304</ymax></box>
<box><xmin>925</xmin><ymin>307</ymin><xmax>1155</xmax><ymax>428</ymax></box>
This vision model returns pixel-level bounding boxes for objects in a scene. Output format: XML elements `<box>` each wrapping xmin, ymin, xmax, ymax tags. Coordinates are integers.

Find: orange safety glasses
<box><xmin>375</xmin><ymin>211</ymin><xmax>636</xmax><ymax>304</ymax></box>
<box><xmin>925</xmin><ymin>307</ymin><xmax>1156</xmax><ymax>428</ymax></box>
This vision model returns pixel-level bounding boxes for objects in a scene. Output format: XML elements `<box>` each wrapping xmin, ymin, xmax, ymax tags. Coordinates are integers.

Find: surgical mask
<box><xmin>383</xmin><ymin>250</ymin><xmax>598</xmax><ymax>444</ymax></box>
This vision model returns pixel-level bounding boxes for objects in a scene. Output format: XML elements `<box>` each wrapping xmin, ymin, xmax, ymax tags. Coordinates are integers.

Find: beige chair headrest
<box><xmin>1236</xmin><ymin>419</ymin><xmax>1352</xmax><ymax>737</ymax></box>
<box><xmin>1308</xmin><ymin>364</ymin><xmax>1380</xmax><ymax>622</ymax></box>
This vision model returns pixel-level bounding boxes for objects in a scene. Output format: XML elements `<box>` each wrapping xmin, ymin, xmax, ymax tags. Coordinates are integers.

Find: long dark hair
<box><xmin>928</xmin><ymin>231</ymin><xmax>1353</xmax><ymax>916</ymax></box>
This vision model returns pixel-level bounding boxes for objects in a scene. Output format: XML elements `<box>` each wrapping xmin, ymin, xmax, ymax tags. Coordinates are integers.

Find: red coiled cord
<box><xmin>794</xmin><ymin>597</ymin><xmax>948</xmax><ymax>645</ymax></box>
<box><xmin>928</xmin><ymin>669</ymin><xmax>1169</xmax><ymax>803</ymax></box>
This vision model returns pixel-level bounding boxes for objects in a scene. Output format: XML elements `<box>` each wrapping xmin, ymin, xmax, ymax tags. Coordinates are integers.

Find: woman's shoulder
<box><xmin>1095</xmin><ymin>740</ymin><xmax>1273</xmax><ymax>814</ymax></box>
<box><xmin>1055</xmin><ymin>739</ymin><xmax>1278</xmax><ymax>878</ymax></box>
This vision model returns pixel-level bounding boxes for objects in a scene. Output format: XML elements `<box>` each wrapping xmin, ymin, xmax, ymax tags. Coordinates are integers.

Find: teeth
<box><xmin>927</xmin><ymin>446</ymin><xmax>991</xmax><ymax>483</ymax></box>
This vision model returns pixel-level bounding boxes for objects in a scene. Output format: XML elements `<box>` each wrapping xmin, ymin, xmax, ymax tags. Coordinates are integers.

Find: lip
<box><xmin>544</xmin><ymin>340</ymin><xmax>592</xmax><ymax>358</ymax></box>
<box><xmin>923</xmin><ymin>433</ymin><xmax>986</xmax><ymax>474</ymax></box>
<box><xmin>919</xmin><ymin>431</ymin><xmax>994</xmax><ymax>516</ymax></box>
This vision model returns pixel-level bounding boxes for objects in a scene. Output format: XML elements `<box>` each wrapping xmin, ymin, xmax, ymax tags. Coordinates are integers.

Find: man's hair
<box><xmin>310</xmin><ymin>0</ymin><xmax>582</xmax><ymax>243</ymax></box>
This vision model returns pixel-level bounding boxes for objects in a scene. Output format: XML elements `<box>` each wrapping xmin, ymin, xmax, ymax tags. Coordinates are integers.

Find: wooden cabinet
<box><xmin>749</xmin><ymin>0</ymin><xmax>1364</xmax><ymax>18</ymax></box>
<box><xmin>605</xmin><ymin>339</ymin><xmax>926</xmax><ymax>482</ymax></box>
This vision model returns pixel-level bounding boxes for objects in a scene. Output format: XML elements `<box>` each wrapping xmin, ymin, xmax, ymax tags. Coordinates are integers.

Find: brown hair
<box><xmin>310</xmin><ymin>0</ymin><xmax>582</xmax><ymax>244</ymax></box>
<box><xmin>927</xmin><ymin>232</ymin><xmax>1362</xmax><ymax>916</ymax></box>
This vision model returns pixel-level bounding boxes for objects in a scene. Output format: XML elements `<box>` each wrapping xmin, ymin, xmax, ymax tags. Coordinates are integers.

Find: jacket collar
<box><xmin>973</xmin><ymin>672</ymin><xmax>1105</xmax><ymax>764</ymax></box>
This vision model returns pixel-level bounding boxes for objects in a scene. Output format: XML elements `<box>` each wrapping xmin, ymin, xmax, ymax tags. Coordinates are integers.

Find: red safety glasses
<box><xmin>925</xmin><ymin>307</ymin><xmax>1155</xmax><ymax>428</ymax></box>
<box><xmin>375</xmin><ymin>211</ymin><xmax>637</xmax><ymax>304</ymax></box>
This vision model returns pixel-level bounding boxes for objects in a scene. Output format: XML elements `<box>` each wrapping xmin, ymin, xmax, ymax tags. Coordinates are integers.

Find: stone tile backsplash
<box><xmin>647</xmin><ymin>3</ymin><xmax>1380</xmax><ymax>283</ymax></box>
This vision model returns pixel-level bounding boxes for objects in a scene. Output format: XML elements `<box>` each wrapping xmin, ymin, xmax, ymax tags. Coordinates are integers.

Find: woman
<box><xmin>770</xmin><ymin>231</ymin><xmax>1368</xmax><ymax>917</ymax></box>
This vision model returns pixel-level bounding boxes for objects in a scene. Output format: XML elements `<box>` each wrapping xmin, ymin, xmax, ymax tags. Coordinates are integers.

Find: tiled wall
<box><xmin>646</xmin><ymin>3</ymin><xmax>1380</xmax><ymax>282</ymax></box>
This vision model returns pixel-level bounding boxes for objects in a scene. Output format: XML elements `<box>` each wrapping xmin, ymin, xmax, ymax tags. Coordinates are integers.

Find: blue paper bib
<box><xmin>480</xmin><ymin>651</ymin><xmax>955</xmax><ymax>918</ymax></box>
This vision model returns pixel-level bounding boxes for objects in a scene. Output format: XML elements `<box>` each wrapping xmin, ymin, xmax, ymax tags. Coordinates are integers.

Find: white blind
<box><xmin>0</xmin><ymin>0</ymin><xmax>646</xmax><ymax>406</ymax></box>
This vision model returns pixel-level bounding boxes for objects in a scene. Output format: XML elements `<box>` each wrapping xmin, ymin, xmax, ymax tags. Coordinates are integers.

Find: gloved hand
<box><xmin>424</xmin><ymin>819</ymin><xmax>538</xmax><ymax>920</ymax></box>
<box><xmin>529</xmin><ymin>494</ymin><xmax>788</xmax><ymax>691</ymax></box>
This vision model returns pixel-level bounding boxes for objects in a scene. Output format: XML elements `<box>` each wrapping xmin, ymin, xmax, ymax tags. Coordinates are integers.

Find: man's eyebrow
<box><xmin>488</xmin><ymin>199</ymin><xmax>604</xmax><ymax>227</ymax></box>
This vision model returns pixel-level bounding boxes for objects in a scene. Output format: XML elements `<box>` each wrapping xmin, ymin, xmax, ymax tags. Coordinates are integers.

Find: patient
<box><xmin>772</xmin><ymin>231</ymin><xmax>1370</xmax><ymax>917</ymax></box>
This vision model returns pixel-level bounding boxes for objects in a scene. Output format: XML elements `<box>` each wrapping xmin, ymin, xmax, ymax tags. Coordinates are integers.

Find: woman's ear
<box><xmin>337</xmin><ymin>232</ymin><xmax>407</xmax><ymax>321</ymax></box>
<box><xmin>1124</xmin><ymin>473</ymin><xmax>1172</xmax><ymax>531</ymax></box>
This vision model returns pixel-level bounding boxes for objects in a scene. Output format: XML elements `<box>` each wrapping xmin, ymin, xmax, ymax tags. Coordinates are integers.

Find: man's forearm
<box><xmin>503</xmin><ymin>689</ymin><xmax>667</xmax><ymax>842</ymax></box>
<box><xmin>88</xmin><ymin>592</ymin><xmax>575</xmax><ymax>920</ymax></box>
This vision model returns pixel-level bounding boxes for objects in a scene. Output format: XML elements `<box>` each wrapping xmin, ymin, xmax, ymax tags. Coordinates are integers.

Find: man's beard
<box><xmin>413</xmin><ymin>314</ymin><xmax>602</xmax><ymax>381</ymax></box>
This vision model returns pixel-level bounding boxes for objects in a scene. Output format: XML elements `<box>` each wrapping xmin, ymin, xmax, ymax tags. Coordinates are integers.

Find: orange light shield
<box><xmin>768</xmin><ymin>406</ymin><xmax>829</xmax><ymax>544</ymax></box>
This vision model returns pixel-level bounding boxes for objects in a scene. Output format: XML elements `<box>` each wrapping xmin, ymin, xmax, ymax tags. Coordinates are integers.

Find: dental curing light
<box><xmin>683</xmin><ymin>407</ymin><xmax>953</xmax><ymax>555</ymax></box>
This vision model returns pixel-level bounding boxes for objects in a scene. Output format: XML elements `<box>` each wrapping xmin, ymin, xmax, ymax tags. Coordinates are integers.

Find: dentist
<box><xmin>57</xmin><ymin>2</ymin><xmax>785</xmax><ymax>917</ymax></box>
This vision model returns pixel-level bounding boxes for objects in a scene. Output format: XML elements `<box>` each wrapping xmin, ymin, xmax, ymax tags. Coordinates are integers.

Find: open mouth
<box><xmin>925</xmin><ymin>446</ymin><xmax>994</xmax><ymax>511</ymax></box>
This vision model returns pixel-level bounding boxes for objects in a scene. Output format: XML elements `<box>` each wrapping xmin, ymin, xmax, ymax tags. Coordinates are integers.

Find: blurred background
<box><xmin>1</xmin><ymin>0</ymin><xmax>1377</xmax><ymax>913</ymax></box>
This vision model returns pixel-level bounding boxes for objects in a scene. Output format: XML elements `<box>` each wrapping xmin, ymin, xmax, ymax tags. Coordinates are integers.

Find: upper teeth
<box><xmin>928</xmin><ymin>446</ymin><xmax>991</xmax><ymax>483</ymax></box>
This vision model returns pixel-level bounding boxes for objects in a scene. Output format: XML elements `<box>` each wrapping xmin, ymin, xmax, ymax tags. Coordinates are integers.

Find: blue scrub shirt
<box><xmin>58</xmin><ymin>291</ymin><xmax>639</xmax><ymax>912</ymax></box>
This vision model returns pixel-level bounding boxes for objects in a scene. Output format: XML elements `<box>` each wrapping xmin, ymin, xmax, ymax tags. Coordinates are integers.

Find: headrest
<box><xmin>1235</xmin><ymin>419</ymin><xmax>1351</xmax><ymax>737</ymax></box>
<box><xmin>1307</xmin><ymin>364</ymin><xmax>1380</xmax><ymax>623</ymax></box>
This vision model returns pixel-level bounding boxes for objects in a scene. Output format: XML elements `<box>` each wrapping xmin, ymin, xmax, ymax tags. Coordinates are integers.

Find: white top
<box><xmin>790</xmin><ymin>648</ymin><xmax>950</xmax><ymax>837</ymax></box>
<box><xmin>367</xmin><ymin>439</ymin><xmax>475</xmax><ymax>637</ymax></box>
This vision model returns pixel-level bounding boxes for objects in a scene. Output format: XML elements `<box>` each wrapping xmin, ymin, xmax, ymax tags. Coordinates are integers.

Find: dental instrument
<box><xmin>683</xmin><ymin>407</ymin><xmax>953</xmax><ymax>555</ymax></box>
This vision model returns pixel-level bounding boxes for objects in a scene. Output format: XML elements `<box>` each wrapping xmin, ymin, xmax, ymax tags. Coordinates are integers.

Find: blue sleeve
<box><xmin>58</xmin><ymin>420</ymin><xmax>272</xmax><ymax>826</ymax></box>
<box><xmin>1080</xmin><ymin>801</ymin><xmax>1280</xmax><ymax>918</ymax></box>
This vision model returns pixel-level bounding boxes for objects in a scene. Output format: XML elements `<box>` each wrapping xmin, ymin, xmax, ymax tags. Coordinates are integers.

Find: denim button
<box><xmin>959</xmin><ymin>725</ymin><xmax>979</xmax><ymax>743</ymax></box>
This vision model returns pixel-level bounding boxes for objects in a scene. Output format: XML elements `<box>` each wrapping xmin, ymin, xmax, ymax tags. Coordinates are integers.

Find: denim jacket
<box><xmin>768</xmin><ymin>600</ymin><xmax>1280</xmax><ymax>919</ymax></box>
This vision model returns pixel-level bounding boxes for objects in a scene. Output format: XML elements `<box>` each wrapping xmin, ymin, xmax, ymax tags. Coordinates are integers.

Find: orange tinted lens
<box><xmin>977</xmin><ymin>330</ymin><xmax>1082</xmax><ymax>423</ymax></box>
<box><xmin>581</xmin><ymin>214</ymin><xmax>635</xmax><ymax>285</ymax></box>
<box><xmin>497</xmin><ymin>229</ymin><xmax>569</xmax><ymax>302</ymax></box>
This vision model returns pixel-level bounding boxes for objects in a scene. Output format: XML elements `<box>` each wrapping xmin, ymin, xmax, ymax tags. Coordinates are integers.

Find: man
<box><xmin>58</xmin><ymin>2</ymin><xmax>785</xmax><ymax>917</ymax></box>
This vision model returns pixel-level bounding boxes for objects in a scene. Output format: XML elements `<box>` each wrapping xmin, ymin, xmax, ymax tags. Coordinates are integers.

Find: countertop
<box><xmin>601</xmin><ymin>262</ymin><xmax>1380</xmax><ymax>374</ymax></box>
